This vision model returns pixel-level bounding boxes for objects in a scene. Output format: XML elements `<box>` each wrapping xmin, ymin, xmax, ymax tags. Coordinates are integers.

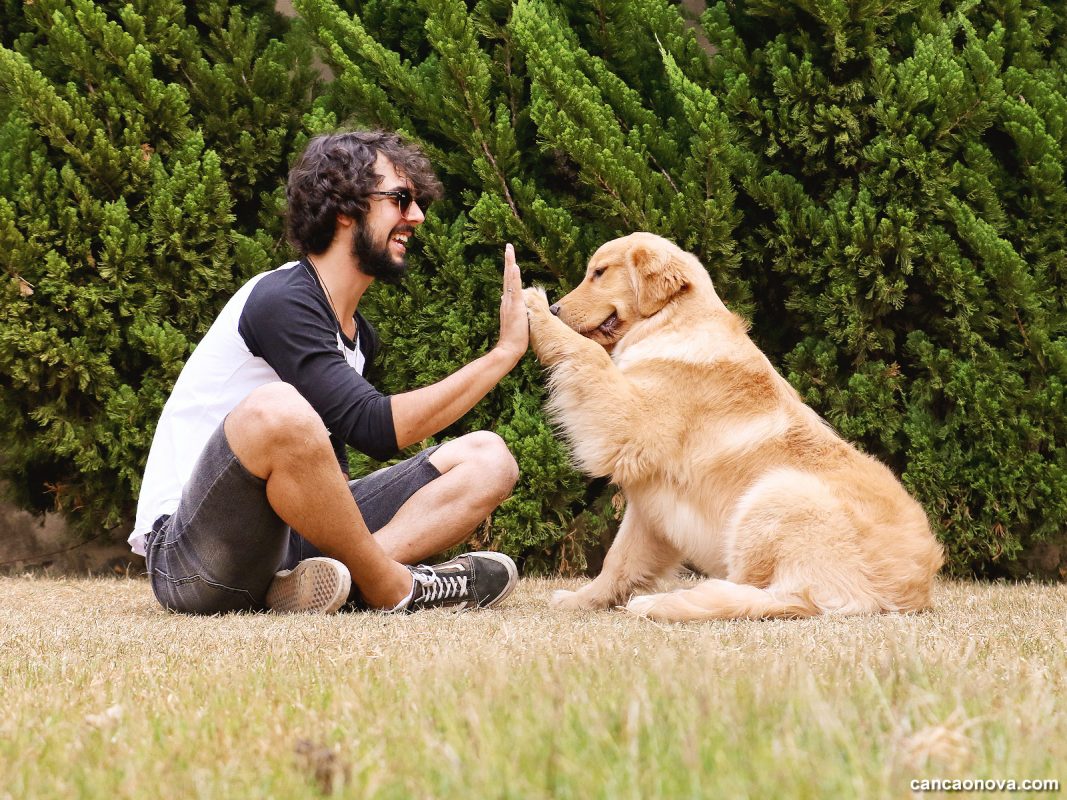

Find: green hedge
<box><xmin>0</xmin><ymin>0</ymin><xmax>316</xmax><ymax>535</ymax></box>
<box><xmin>293</xmin><ymin>0</ymin><xmax>1065</xmax><ymax>576</ymax></box>
<box><xmin>709</xmin><ymin>0</ymin><xmax>1066</xmax><ymax>575</ymax></box>
<box><xmin>1</xmin><ymin>0</ymin><xmax>1063</xmax><ymax>576</ymax></box>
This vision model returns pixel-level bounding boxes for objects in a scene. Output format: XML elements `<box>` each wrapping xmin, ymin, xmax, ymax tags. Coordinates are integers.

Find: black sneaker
<box><xmin>402</xmin><ymin>552</ymin><xmax>518</xmax><ymax>611</ymax></box>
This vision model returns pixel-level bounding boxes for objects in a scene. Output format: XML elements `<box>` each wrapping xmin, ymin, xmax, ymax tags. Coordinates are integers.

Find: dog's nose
<box><xmin>549</xmin><ymin>303</ymin><xmax>561</xmax><ymax>316</ymax></box>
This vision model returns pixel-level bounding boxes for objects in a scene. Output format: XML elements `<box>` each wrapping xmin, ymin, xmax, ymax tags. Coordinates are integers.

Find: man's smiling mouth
<box><xmin>389</xmin><ymin>228</ymin><xmax>414</xmax><ymax>256</ymax></box>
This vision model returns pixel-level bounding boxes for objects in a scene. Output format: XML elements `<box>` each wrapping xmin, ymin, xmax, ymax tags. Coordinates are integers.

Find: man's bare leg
<box><xmin>224</xmin><ymin>382</ymin><xmax>412</xmax><ymax>609</ymax></box>
<box><xmin>373</xmin><ymin>431</ymin><xmax>519</xmax><ymax>564</ymax></box>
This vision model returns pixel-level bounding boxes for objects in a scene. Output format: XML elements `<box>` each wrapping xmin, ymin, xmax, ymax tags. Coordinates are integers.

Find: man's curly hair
<box><xmin>285</xmin><ymin>130</ymin><xmax>443</xmax><ymax>256</ymax></box>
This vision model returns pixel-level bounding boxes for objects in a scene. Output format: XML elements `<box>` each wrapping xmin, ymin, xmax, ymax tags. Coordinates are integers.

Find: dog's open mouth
<box><xmin>574</xmin><ymin>311</ymin><xmax>622</xmax><ymax>348</ymax></box>
<box><xmin>595</xmin><ymin>312</ymin><xmax>619</xmax><ymax>338</ymax></box>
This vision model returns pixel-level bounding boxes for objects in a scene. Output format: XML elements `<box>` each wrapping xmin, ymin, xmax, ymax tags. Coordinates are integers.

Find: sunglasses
<box><xmin>368</xmin><ymin>188</ymin><xmax>424</xmax><ymax>216</ymax></box>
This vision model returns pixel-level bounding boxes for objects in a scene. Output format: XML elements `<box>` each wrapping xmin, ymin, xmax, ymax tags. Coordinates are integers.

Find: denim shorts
<box><xmin>144</xmin><ymin>420</ymin><xmax>441</xmax><ymax>614</ymax></box>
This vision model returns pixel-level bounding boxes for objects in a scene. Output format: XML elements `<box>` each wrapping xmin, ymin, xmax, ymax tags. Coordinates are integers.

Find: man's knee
<box><xmin>226</xmin><ymin>383</ymin><xmax>328</xmax><ymax>463</ymax></box>
<box><xmin>434</xmin><ymin>431</ymin><xmax>519</xmax><ymax>496</ymax></box>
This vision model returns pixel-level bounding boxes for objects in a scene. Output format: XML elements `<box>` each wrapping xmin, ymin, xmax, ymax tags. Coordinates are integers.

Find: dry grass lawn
<box><xmin>0</xmin><ymin>575</ymin><xmax>1064</xmax><ymax>799</ymax></box>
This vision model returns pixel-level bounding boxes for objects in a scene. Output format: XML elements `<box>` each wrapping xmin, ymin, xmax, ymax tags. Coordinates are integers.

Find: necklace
<box><xmin>304</xmin><ymin>256</ymin><xmax>345</xmax><ymax>339</ymax></box>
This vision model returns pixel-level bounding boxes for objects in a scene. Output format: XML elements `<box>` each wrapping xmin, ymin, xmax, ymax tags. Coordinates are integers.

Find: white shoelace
<box><xmin>412</xmin><ymin>569</ymin><xmax>468</xmax><ymax>603</ymax></box>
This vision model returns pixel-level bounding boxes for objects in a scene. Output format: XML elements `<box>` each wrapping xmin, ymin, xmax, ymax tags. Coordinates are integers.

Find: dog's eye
<box><xmin>592</xmin><ymin>267</ymin><xmax>606</xmax><ymax>279</ymax></box>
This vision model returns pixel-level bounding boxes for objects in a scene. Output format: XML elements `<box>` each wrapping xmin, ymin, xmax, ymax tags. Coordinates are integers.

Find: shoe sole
<box><xmin>473</xmin><ymin>551</ymin><xmax>519</xmax><ymax>609</ymax></box>
<box><xmin>265</xmin><ymin>557</ymin><xmax>351</xmax><ymax>614</ymax></box>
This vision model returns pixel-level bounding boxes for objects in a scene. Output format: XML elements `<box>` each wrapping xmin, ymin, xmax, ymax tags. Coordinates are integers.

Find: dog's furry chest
<box><xmin>625</xmin><ymin>483</ymin><xmax>730</xmax><ymax>578</ymax></box>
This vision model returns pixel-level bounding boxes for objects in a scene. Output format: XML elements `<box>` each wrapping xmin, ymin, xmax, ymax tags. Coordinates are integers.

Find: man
<box><xmin>129</xmin><ymin>130</ymin><xmax>529</xmax><ymax>614</ymax></box>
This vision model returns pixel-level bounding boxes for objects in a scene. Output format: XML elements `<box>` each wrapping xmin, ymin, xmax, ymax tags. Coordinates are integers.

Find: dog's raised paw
<box><xmin>523</xmin><ymin>286</ymin><xmax>550</xmax><ymax>312</ymax></box>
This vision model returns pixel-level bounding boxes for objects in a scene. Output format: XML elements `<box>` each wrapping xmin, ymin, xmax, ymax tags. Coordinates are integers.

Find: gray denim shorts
<box><xmin>144</xmin><ymin>420</ymin><xmax>441</xmax><ymax>614</ymax></box>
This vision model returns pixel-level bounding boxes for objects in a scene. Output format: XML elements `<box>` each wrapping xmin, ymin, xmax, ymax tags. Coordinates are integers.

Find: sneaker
<box><xmin>265</xmin><ymin>557</ymin><xmax>351</xmax><ymax>614</ymax></box>
<box><xmin>402</xmin><ymin>552</ymin><xmax>518</xmax><ymax>612</ymax></box>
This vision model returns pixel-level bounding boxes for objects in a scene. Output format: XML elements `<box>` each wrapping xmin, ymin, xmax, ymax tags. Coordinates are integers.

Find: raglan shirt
<box><xmin>128</xmin><ymin>259</ymin><xmax>398</xmax><ymax>556</ymax></box>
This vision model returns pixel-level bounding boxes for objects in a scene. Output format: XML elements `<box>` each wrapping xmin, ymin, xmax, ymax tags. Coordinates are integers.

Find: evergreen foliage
<box><xmin>293</xmin><ymin>0</ymin><xmax>608</xmax><ymax>572</ymax></box>
<box><xmin>289</xmin><ymin>0</ymin><xmax>781</xmax><ymax>572</ymax></box>
<box><xmin>694</xmin><ymin>0</ymin><xmax>1066</xmax><ymax>574</ymax></box>
<box><xmin>0</xmin><ymin>0</ymin><xmax>316</xmax><ymax>536</ymax></box>
<box><xmin>295</xmin><ymin>0</ymin><xmax>1064</xmax><ymax>575</ymax></box>
<box><xmin>1</xmin><ymin>0</ymin><xmax>1062</xmax><ymax>577</ymax></box>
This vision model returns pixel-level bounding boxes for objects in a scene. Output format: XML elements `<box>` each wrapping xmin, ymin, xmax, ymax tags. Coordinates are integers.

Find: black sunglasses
<box><xmin>368</xmin><ymin>188</ymin><xmax>424</xmax><ymax>216</ymax></box>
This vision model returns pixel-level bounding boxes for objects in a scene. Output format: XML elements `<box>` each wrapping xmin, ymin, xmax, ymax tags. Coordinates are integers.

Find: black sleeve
<box><xmin>238</xmin><ymin>278</ymin><xmax>399</xmax><ymax>462</ymax></box>
<box><xmin>356</xmin><ymin>312</ymin><xmax>382</xmax><ymax>377</ymax></box>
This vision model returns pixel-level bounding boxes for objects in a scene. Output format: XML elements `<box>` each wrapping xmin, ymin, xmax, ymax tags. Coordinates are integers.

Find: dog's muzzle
<box><xmin>549</xmin><ymin>303</ymin><xmax>561</xmax><ymax>316</ymax></box>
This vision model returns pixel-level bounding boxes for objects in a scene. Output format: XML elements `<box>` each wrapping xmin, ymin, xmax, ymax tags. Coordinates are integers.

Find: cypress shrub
<box><xmin>291</xmin><ymin>0</ymin><xmax>724</xmax><ymax>571</ymax></box>
<box><xmin>692</xmin><ymin>0</ymin><xmax>1066</xmax><ymax>575</ymax></box>
<box><xmin>294</xmin><ymin>0</ymin><xmax>1064</xmax><ymax>576</ymax></box>
<box><xmin>0</xmin><ymin>0</ymin><xmax>317</xmax><ymax>537</ymax></box>
<box><xmin>2</xmin><ymin>0</ymin><xmax>1061</xmax><ymax>577</ymax></box>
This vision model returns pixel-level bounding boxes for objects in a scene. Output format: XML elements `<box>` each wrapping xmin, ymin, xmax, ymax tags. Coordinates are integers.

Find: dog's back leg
<box><xmin>625</xmin><ymin>578</ymin><xmax>818</xmax><ymax>621</ymax></box>
<box><xmin>625</xmin><ymin>469</ymin><xmax>884</xmax><ymax>622</ymax></box>
<box><xmin>726</xmin><ymin>470</ymin><xmax>890</xmax><ymax>616</ymax></box>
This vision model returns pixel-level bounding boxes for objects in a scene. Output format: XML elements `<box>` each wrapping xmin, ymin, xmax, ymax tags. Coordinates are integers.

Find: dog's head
<box><xmin>551</xmin><ymin>232</ymin><xmax>704</xmax><ymax>349</ymax></box>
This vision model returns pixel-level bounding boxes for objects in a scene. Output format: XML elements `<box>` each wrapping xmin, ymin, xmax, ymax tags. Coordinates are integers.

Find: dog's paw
<box><xmin>523</xmin><ymin>286</ymin><xmax>551</xmax><ymax>315</ymax></box>
<box><xmin>625</xmin><ymin>592</ymin><xmax>697</xmax><ymax>622</ymax></box>
<box><xmin>551</xmin><ymin>588</ymin><xmax>614</xmax><ymax>611</ymax></box>
<box><xmin>550</xmin><ymin>589</ymin><xmax>582</xmax><ymax>609</ymax></box>
<box><xmin>623</xmin><ymin>594</ymin><xmax>661</xmax><ymax>618</ymax></box>
<box><xmin>524</xmin><ymin>287</ymin><xmax>568</xmax><ymax>365</ymax></box>
<box><xmin>550</xmin><ymin>588</ymin><xmax>606</xmax><ymax>610</ymax></box>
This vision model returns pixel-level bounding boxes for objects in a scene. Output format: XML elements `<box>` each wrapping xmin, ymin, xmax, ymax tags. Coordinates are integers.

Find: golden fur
<box><xmin>524</xmin><ymin>232</ymin><xmax>943</xmax><ymax>621</ymax></box>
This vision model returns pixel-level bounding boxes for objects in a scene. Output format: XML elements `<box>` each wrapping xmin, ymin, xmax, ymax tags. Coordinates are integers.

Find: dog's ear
<box><xmin>628</xmin><ymin>241</ymin><xmax>689</xmax><ymax>317</ymax></box>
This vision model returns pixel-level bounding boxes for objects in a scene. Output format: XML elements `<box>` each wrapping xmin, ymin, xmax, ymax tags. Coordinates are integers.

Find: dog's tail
<box><xmin>624</xmin><ymin>579</ymin><xmax>820</xmax><ymax>622</ymax></box>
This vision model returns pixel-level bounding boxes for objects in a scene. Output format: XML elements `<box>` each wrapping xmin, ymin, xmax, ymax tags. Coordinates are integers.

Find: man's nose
<box><xmin>549</xmin><ymin>303</ymin><xmax>560</xmax><ymax>316</ymax></box>
<box><xmin>405</xmin><ymin>200</ymin><xmax>426</xmax><ymax>224</ymax></box>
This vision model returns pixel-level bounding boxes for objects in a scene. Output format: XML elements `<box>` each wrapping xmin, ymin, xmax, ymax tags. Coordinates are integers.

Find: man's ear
<box><xmin>627</xmin><ymin>241</ymin><xmax>689</xmax><ymax>317</ymax></box>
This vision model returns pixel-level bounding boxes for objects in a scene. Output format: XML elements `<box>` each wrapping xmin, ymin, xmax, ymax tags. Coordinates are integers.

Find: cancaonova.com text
<box><xmin>911</xmin><ymin>778</ymin><xmax>1060</xmax><ymax>793</ymax></box>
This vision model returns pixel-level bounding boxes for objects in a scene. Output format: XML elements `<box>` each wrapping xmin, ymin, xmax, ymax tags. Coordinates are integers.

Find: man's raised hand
<box><xmin>496</xmin><ymin>243</ymin><xmax>529</xmax><ymax>365</ymax></box>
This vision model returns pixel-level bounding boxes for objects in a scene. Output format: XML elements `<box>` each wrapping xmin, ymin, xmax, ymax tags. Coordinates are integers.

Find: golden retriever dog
<box><xmin>523</xmin><ymin>232</ymin><xmax>943</xmax><ymax>621</ymax></box>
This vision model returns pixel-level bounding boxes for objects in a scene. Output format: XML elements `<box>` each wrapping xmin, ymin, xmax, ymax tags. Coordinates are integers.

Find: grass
<box><xmin>0</xmin><ymin>575</ymin><xmax>1064</xmax><ymax>799</ymax></box>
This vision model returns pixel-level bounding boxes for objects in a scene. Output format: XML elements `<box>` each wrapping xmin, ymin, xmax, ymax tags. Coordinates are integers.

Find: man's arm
<box><xmin>239</xmin><ymin>266</ymin><xmax>398</xmax><ymax>461</ymax></box>
<box><xmin>390</xmin><ymin>244</ymin><xmax>528</xmax><ymax>449</ymax></box>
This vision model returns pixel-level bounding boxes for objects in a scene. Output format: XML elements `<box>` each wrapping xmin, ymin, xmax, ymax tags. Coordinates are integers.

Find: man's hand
<box><xmin>496</xmin><ymin>243</ymin><xmax>529</xmax><ymax>365</ymax></box>
<box><xmin>390</xmin><ymin>243</ymin><xmax>529</xmax><ymax>447</ymax></box>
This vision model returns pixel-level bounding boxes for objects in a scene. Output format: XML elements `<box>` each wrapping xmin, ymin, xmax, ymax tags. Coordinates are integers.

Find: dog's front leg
<box><xmin>553</xmin><ymin>505</ymin><xmax>682</xmax><ymax>611</ymax></box>
<box><xmin>523</xmin><ymin>286</ymin><xmax>605</xmax><ymax>367</ymax></box>
<box><xmin>524</xmin><ymin>287</ymin><xmax>642</xmax><ymax>479</ymax></box>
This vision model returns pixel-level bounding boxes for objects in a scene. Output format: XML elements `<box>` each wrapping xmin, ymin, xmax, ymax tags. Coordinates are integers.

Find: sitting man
<box><xmin>129</xmin><ymin>130</ymin><xmax>528</xmax><ymax>614</ymax></box>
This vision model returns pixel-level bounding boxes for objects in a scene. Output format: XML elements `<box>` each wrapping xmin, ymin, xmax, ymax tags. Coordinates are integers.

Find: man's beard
<box><xmin>354</xmin><ymin>224</ymin><xmax>410</xmax><ymax>285</ymax></box>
